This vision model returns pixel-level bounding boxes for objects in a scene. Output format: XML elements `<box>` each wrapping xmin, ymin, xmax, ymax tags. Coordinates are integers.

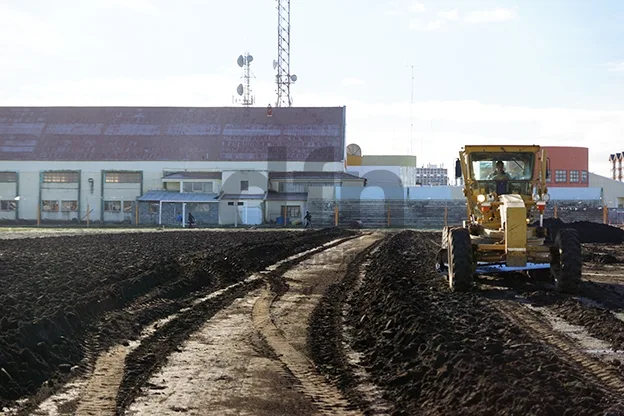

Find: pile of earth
<box><xmin>537</xmin><ymin>218</ymin><xmax>624</xmax><ymax>244</ymax></box>
<box><xmin>0</xmin><ymin>227</ymin><xmax>352</xmax><ymax>408</ymax></box>
<box><xmin>346</xmin><ymin>230</ymin><xmax>618</xmax><ymax>415</ymax></box>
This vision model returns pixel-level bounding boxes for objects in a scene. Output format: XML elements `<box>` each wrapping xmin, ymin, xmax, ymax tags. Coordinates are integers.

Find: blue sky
<box><xmin>2</xmin><ymin>0</ymin><xmax>624</xmax><ymax>175</ymax></box>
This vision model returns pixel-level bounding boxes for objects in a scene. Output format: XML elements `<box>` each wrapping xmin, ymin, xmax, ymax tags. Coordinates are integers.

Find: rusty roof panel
<box><xmin>0</xmin><ymin>107</ymin><xmax>346</xmax><ymax>162</ymax></box>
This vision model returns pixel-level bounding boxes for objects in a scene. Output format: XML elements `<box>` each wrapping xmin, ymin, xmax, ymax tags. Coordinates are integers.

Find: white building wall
<box><xmin>589</xmin><ymin>172</ymin><xmax>624</xmax><ymax>207</ymax></box>
<box><xmin>221</xmin><ymin>170</ymin><xmax>268</xmax><ymax>195</ymax></box>
<box><xmin>82</xmin><ymin>171</ymin><xmax>102</xmax><ymax>221</ymax></box>
<box><xmin>0</xmin><ymin>160</ymin><xmax>345</xmax><ymax>221</ymax></box>
<box><xmin>15</xmin><ymin>171</ymin><xmax>39</xmax><ymax>220</ymax></box>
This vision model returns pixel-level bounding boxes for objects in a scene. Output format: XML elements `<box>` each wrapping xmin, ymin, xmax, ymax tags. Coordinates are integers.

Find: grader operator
<box><xmin>437</xmin><ymin>145</ymin><xmax>582</xmax><ymax>293</ymax></box>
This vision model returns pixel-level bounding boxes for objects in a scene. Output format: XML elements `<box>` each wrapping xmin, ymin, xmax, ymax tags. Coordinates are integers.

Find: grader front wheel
<box><xmin>448</xmin><ymin>228</ymin><xmax>474</xmax><ymax>292</ymax></box>
<box><xmin>551</xmin><ymin>228</ymin><xmax>582</xmax><ymax>294</ymax></box>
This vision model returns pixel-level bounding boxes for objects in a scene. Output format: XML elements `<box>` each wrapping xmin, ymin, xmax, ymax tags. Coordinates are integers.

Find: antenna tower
<box><xmin>274</xmin><ymin>0</ymin><xmax>297</xmax><ymax>107</ymax></box>
<box><xmin>234</xmin><ymin>52</ymin><xmax>255</xmax><ymax>106</ymax></box>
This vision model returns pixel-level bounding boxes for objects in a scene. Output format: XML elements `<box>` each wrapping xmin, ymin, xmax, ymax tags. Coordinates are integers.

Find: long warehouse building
<box><xmin>0</xmin><ymin>106</ymin><xmax>365</xmax><ymax>225</ymax></box>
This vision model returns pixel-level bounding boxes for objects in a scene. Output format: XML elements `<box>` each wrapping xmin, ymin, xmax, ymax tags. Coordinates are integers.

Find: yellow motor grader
<box><xmin>436</xmin><ymin>145</ymin><xmax>582</xmax><ymax>293</ymax></box>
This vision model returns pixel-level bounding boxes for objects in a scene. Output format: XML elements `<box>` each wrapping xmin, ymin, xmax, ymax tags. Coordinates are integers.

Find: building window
<box><xmin>183</xmin><ymin>182</ymin><xmax>213</xmax><ymax>193</ymax></box>
<box><xmin>281</xmin><ymin>205</ymin><xmax>301</xmax><ymax>218</ymax></box>
<box><xmin>0</xmin><ymin>172</ymin><xmax>17</xmax><ymax>183</ymax></box>
<box><xmin>545</xmin><ymin>169</ymin><xmax>552</xmax><ymax>183</ymax></box>
<box><xmin>569</xmin><ymin>170</ymin><xmax>580</xmax><ymax>183</ymax></box>
<box><xmin>104</xmin><ymin>201</ymin><xmax>122</xmax><ymax>212</ymax></box>
<box><xmin>555</xmin><ymin>170</ymin><xmax>567</xmax><ymax>183</ymax></box>
<box><xmin>61</xmin><ymin>201</ymin><xmax>78</xmax><ymax>212</ymax></box>
<box><xmin>0</xmin><ymin>201</ymin><xmax>16</xmax><ymax>211</ymax></box>
<box><xmin>42</xmin><ymin>200</ymin><xmax>59</xmax><ymax>212</ymax></box>
<box><xmin>43</xmin><ymin>171</ymin><xmax>79</xmax><ymax>183</ymax></box>
<box><xmin>123</xmin><ymin>201</ymin><xmax>133</xmax><ymax>212</ymax></box>
<box><xmin>105</xmin><ymin>172</ymin><xmax>141</xmax><ymax>183</ymax></box>
<box><xmin>279</xmin><ymin>182</ymin><xmax>306</xmax><ymax>192</ymax></box>
<box><xmin>240</xmin><ymin>180</ymin><xmax>249</xmax><ymax>191</ymax></box>
<box><xmin>228</xmin><ymin>202</ymin><xmax>234</xmax><ymax>206</ymax></box>
<box><xmin>581</xmin><ymin>170</ymin><xmax>588</xmax><ymax>183</ymax></box>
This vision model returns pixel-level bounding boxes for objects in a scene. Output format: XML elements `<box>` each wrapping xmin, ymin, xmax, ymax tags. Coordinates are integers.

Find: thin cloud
<box><xmin>94</xmin><ymin>0</ymin><xmax>157</xmax><ymax>14</ymax></box>
<box><xmin>464</xmin><ymin>8</ymin><xmax>517</xmax><ymax>24</ymax></box>
<box><xmin>409</xmin><ymin>19</ymin><xmax>445</xmax><ymax>32</ymax></box>
<box><xmin>439</xmin><ymin>9</ymin><xmax>459</xmax><ymax>21</ymax></box>
<box><xmin>342</xmin><ymin>77</ymin><xmax>365</xmax><ymax>86</ymax></box>
<box><xmin>606</xmin><ymin>62</ymin><xmax>624</xmax><ymax>72</ymax></box>
<box><xmin>408</xmin><ymin>1</ymin><xmax>426</xmax><ymax>13</ymax></box>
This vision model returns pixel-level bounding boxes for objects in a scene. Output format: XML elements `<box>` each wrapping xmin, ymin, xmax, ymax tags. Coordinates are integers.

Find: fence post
<box><xmin>604</xmin><ymin>205</ymin><xmax>609</xmax><ymax>224</ymax></box>
<box><xmin>87</xmin><ymin>203</ymin><xmax>90</xmax><ymax>227</ymax></box>
<box><xmin>135</xmin><ymin>203</ymin><xmax>139</xmax><ymax>226</ymax></box>
<box><xmin>554</xmin><ymin>204</ymin><xmax>558</xmax><ymax>219</ymax></box>
<box><xmin>444</xmin><ymin>206</ymin><xmax>448</xmax><ymax>227</ymax></box>
<box><xmin>334</xmin><ymin>204</ymin><xmax>339</xmax><ymax>226</ymax></box>
<box><xmin>387</xmin><ymin>203</ymin><xmax>391</xmax><ymax>227</ymax></box>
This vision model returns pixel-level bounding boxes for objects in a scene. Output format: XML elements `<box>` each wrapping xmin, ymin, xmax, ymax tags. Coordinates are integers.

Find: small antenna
<box><xmin>233</xmin><ymin>52</ymin><xmax>255</xmax><ymax>106</ymax></box>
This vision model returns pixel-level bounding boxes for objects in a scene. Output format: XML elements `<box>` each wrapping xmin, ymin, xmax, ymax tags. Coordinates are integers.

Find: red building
<box><xmin>543</xmin><ymin>146</ymin><xmax>589</xmax><ymax>188</ymax></box>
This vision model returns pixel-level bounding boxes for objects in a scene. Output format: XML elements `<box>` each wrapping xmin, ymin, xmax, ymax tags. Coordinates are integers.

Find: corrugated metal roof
<box><xmin>138</xmin><ymin>191</ymin><xmax>219</xmax><ymax>202</ymax></box>
<box><xmin>269</xmin><ymin>171</ymin><xmax>362</xmax><ymax>181</ymax></box>
<box><xmin>221</xmin><ymin>193</ymin><xmax>265</xmax><ymax>200</ymax></box>
<box><xmin>163</xmin><ymin>172</ymin><xmax>222</xmax><ymax>180</ymax></box>
<box><xmin>266</xmin><ymin>191</ymin><xmax>308</xmax><ymax>201</ymax></box>
<box><xmin>0</xmin><ymin>107</ymin><xmax>345</xmax><ymax>162</ymax></box>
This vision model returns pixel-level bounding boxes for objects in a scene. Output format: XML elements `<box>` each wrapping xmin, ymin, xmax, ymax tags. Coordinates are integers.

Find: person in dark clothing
<box><xmin>304</xmin><ymin>211</ymin><xmax>312</xmax><ymax>229</ymax></box>
<box><xmin>187</xmin><ymin>212</ymin><xmax>195</xmax><ymax>228</ymax></box>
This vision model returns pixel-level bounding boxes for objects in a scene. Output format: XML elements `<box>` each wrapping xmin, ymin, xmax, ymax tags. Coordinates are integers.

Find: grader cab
<box><xmin>437</xmin><ymin>145</ymin><xmax>582</xmax><ymax>293</ymax></box>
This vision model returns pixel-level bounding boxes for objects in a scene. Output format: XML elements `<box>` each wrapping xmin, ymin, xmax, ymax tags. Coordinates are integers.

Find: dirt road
<box><xmin>125</xmin><ymin>233</ymin><xmax>382</xmax><ymax>415</ymax></box>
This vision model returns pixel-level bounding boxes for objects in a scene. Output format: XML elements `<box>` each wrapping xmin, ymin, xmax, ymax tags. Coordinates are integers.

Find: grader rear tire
<box><xmin>551</xmin><ymin>228</ymin><xmax>582</xmax><ymax>294</ymax></box>
<box><xmin>448</xmin><ymin>228</ymin><xmax>474</xmax><ymax>292</ymax></box>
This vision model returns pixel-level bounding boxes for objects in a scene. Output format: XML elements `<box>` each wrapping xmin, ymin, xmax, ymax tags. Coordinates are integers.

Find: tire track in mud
<box><xmin>491</xmin><ymin>300</ymin><xmax>624</xmax><ymax>395</ymax></box>
<box><xmin>251</xmin><ymin>235</ymin><xmax>383</xmax><ymax>415</ymax></box>
<box><xmin>115</xmin><ymin>232</ymin><xmax>360</xmax><ymax>415</ymax></box>
<box><xmin>307</xmin><ymin>237</ymin><xmax>389</xmax><ymax>415</ymax></box>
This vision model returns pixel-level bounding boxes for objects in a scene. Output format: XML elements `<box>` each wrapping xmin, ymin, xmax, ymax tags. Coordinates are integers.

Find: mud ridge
<box><xmin>307</xmin><ymin>236</ymin><xmax>386</xmax><ymax>414</ymax></box>
<box><xmin>347</xmin><ymin>230</ymin><xmax>619</xmax><ymax>415</ymax></box>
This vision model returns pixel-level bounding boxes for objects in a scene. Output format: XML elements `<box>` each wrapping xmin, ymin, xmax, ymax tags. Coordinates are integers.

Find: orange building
<box><xmin>543</xmin><ymin>146</ymin><xmax>589</xmax><ymax>188</ymax></box>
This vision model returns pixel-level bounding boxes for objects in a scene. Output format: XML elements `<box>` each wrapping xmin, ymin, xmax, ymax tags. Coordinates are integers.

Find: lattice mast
<box><xmin>274</xmin><ymin>0</ymin><xmax>297</xmax><ymax>107</ymax></box>
<box><xmin>234</xmin><ymin>52</ymin><xmax>255</xmax><ymax>106</ymax></box>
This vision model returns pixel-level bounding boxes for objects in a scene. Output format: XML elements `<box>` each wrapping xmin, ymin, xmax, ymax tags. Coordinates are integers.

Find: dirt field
<box><xmin>3</xmin><ymin>226</ymin><xmax>624</xmax><ymax>415</ymax></box>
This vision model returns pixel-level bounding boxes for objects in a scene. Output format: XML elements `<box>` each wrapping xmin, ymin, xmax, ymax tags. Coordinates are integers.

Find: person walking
<box><xmin>187</xmin><ymin>211</ymin><xmax>195</xmax><ymax>228</ymax></box>
<box><xmin>304</xmin><ymin>211</ymin><xmax>312</xmax><ymax>229</ymax></box>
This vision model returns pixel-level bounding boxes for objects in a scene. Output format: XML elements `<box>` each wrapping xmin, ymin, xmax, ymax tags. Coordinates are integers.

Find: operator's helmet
<box><xmin>495</xmin><ymin>160</ymin><xmax>504</xmax><ymax>167</ymax></box>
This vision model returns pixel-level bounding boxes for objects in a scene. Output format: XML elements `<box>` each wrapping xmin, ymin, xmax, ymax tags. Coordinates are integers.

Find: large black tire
<box><xmin>551</xmin><ymin>228</ymin><xmax>582</xmax><ymax>293</ymax></box>
<box><xmin>448</xmin><ymin>228</ymin><xmax>474</xmax><ymax>292</ymax></box>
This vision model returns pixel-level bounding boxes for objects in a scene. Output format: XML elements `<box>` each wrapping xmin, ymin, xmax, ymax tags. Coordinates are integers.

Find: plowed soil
<box><xmin>346</xmin><ymin>231</ymin><xmax>620</xmax><ymax>415</ymax></box>
<box><xmin>0</xmin><ymin>227</ymin><xmax>353</xmax><ymax>410</ymax></box>
<box><xmin>541</xmin><ymin>219</ymin><xmax>624</xmax><ymax>244</ymax></box>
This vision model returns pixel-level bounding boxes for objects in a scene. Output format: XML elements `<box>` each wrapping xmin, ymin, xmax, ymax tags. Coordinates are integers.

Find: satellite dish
<box><xmin>290</xmin><ymin>74</ymin><xmax>297</xmax><ymax>82</ymax></box>
<box><xmin>347</xmin><ymin>143</ymin><xmax>362</xmax><ymax>156</ymax></box>
<box><xmin>236</xmin><ymin>84</ymin><xmax>244</xmax><ymax>96</ymax></box>
<box><xmin>272</xmin><ymin>59</ymin><xmax>277</xmax><ymax>70</ymax></box>
<box><xmin>237</xmin><ymin>55</ymin><xmax>244</xmax><ymax>67</ymax></box>
<box><xmin>247</xmin><ymin>55</ymin><xmax>254</xmax><ymax>63</ymax></box>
